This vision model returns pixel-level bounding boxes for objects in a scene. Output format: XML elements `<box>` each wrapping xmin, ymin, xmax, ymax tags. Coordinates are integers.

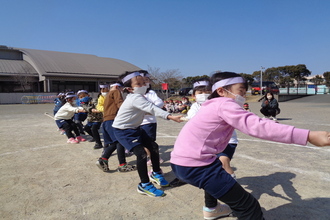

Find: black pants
<box><xmin>132</xmin><ymin>142</ymin><xmax>161</xmax><ymax>183</ymax></box>
<box><xmin>62</xmin><ymin>120</ymin><xmax>80</xmax><ymax>139</ymax></box>
<box><xmin>84</xmin><ymin>123</ymin><xmax>102</xmax><ymax>144</ymax></box>
<box><xmin>260</xmin><ymin>107</ymin><xmax>277</xmax><ymax>117</ymax></box>
<box><xmin>204</xmin><ymin>183</ymin><xmax>264</xmax><ymax>220</ymax></box>
<box><xmin>101</xmin><ymin>142</ymin><xmax>126</xmax><ymax>165</ymax></box>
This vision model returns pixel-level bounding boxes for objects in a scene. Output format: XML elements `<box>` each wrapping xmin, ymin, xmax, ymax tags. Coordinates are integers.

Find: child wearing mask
<box><xmin>54</xmin><ymin>93</ymin><xmax>87</xmax><ymax>144</ymax></box>
<box><xmin>112</xmin><ymin>71</ymin><xmax>182</xmax><ymax>197</ymax></box>
<box><xmin>138</xmin><ymin>70</ymin><xmax>164</xmax><ymax>167</ymax></box>
<box><xmin>95</xmin><ymin>82</ymin><xmax>136</xmax><ymax>172</ymax></box>
<box><xmin>260</xmin><ymin>92</ymin><xmax>280</xmax><ymax>120</ymax></box>
<box><xmin>74</xmin><ymin>90</ymin><xmax>90</xmax><ymax>135</ymax></box>
<box><xmin>171</xmin><ymin>71</ymin><xmax>330</xmax><ymax>220</ymax></box>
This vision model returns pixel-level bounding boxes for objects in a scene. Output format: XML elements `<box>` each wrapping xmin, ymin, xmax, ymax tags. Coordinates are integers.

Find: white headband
<box><xmin>110</xmin><ymin>83</ymin><xmax>121</xmax><ymax>87</ymax></box>
<box><xmin>211</xmin><ymin>77</ymin><xmax>245</xmax><ymax>92</ymax></box>
<box><xmin>193</xmin><ymin>81</ymin><xmax>209</xmax><ymax>88</ymax></box>
<box><xmin>140</xmin><ymin>72</ymin><xmax>150</xmax><ymax>78</ymax></box>
<box><xmin>99</xmin><ymin>84</ymin><xmax>109</xmax><ymax>88</ymax></box>
<box><xmin>122</xmin><ymin>72</ymin><xmax>141</xmax><ymax>84</ymax></box>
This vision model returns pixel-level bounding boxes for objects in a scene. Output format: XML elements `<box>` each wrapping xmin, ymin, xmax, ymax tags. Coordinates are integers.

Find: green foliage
<box><xmin>253</xmin><ymin>64</ymin><xmax>312</xmax><ymax>86</ymax></box>
<box><xmin>182</xmin><ymin>75</ymin><xmax>209</xmax><ymax>87</ymax></box>
<box><xmin>323</xmin><ymin>72</ymin><xmax>330</xmax><ymax>86</ymax></box>
<box><xmin>239</xmin><ymin>73</ymin><xmax>254</xmax><ymax>85</ymax></box>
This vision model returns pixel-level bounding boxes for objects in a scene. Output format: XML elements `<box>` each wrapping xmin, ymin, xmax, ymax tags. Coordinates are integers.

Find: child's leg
<box><xmin>219</xmin><ymin>156</ymin><xmax>234</xmax><ymax>175</ymax></box>
<box><xmin>91</xmin><ymin>123</ymin><xmax>102</xmax><ymax>144</ymax></box>
<box><xmin>219</xmin><ymin>183</ymin><xmax>264</xmax><ymax>219</ymax></box>
<box><xmin>116</xmin><ymin>143</ymin><xmax>127</xmax><ymax>165</ymax></box>
<box><xmin>132</xmin><ymin>145</ymin><xmax>149</xmax><ymax>183</ymax></box>
<box><xmin>204</xmin><ymin>191</ymin><xmax>218</xmax><ymax>208</ymax></box>
<box><xmin>69</xmin><ymin>120</ymin><xmax>81</xmax><ymax>137</ymax></box>
<box><xmin>84</xmin><ymin>124</ymin><xmax>93</xmax><ymax>137</ymax></box>
<box><xmin>146</xmin><ymin>141</ymin><xmax>161</xmax><ymax>173</ymax></box>
<box><xmin>101</xmin><ymin>143</ymin><xmax>117</xmax><ymax>159</ymax></box>
<box><xmin>62</xmin><ymin>122</ymin><xmax>74</xmax><ymax>139</ymax></box>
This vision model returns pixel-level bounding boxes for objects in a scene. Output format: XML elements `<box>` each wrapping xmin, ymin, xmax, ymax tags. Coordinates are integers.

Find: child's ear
<box><xmin>126</xmin><ymin>87</ymin><xmax>134</xmax><ymax>93</ymax></box>
<box><xmin>216</xmin><ymin>87</ymin><xmax>226</xmax><ymax>97</ymax></box>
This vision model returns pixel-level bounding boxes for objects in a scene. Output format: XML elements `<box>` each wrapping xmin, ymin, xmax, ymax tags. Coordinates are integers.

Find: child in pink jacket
<box><xmin>170</xmin><ymin>71</ymin><xmax>330</xmax><ymax>220</ymax></box>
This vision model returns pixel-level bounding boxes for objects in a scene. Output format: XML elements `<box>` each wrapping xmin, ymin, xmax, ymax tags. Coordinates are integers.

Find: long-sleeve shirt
<box><xmin>112</xmin><ymin>93</ymin><xmax>170</xmax><ymax>130</ymax></box>
<box><xmin>141</xmin><ymin>90</ymin><xmax>164</xmax><ymax>125</ymax></box>
<box><xmin>186</xmin><ymin>101</ymin><xmax>238</xmax><ymax>144</ymax></box>
<box><xmin>261</xmin><ymin>98</ymin><xmax>279</xmax><ymax>109</ymax></box>
<box><xmin>103</xmin><ymin>90</ymin><xmax>123</xmax><ymax>121</ymax></box>
<box><xmin>96</xmin><ymin>95</ymin><xmax>106</xmax><ymax>112</ymax></box>
<box><xmin>54</xmin><ymin>102</ymin><xmax>83</xmax><ymax>120</ymax></box>
<box><xmin>170</xmin><ymin>97</ymin><xmax>309</xmax><ymax>167</ymax></box>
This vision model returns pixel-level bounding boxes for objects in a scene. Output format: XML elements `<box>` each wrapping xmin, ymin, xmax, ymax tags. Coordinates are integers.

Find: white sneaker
<box><xmin>203</xmin><ymin>202</ymin><xmax>232</xmax><ymax>220</ymax></box>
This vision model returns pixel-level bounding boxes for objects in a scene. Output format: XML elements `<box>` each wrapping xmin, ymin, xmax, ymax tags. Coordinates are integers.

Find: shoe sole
<box><xmin>137</xmin><ymin>188</ymin><xmax>166</xmax><ymax>197</ymax></box>
<box><xmin>95</xmin><ymin>161</ymin><xmax>109</xmax><ymax>172</ymax></box>
<box><xmin>203</xmin><ymin>212</ymin><xmax>233</xmax><ymax>220</ymax></box>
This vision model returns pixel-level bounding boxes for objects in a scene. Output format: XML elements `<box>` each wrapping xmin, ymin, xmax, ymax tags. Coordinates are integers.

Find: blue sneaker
<box><xmin>137</xmin><ymin>182</ymin><xmax>166</xmax><ymax>197</ymax></box>
<box><xmin>150</xmin><ymin>171</ymin><xmax>169</xmax><ymax>187</ymax></box>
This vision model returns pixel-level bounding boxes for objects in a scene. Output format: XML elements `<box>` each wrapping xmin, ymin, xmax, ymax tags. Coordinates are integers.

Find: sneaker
<box><xmin>59</xmin><ymin>129</ymin><xmax>66</xmax><ymax>135</ymax></box>
<box><xmin>76</xmin><ymin>136</ymin><xmax>86</xmax><ymax>142</ymax></box>
<box><xmin>272</xmin><ymin>116</ymin><xmax>277</xmax><ymax>121</ymax></box>
<box><xmin>117</xmin><ymin>164</ymin><xmax>137</xmax><ymax>172</ymax></box>
<box><xmin>137</xmin><ymin>182</ymin><xmax>166</xmax><ymax>197</ymax></box>
<box><xmin>150</xmin><ymin>171</ymin><xmax>169</xmax><ymax>187</ymax></box>
<box><xmin>96</xmin><ymin>158</ymin><xmax>109</xmax><ymax>172</ymax></box>
<box><xmin>93</xmin><ymin>143</ymin><xmax>103</xmax><ymax>149</ymax></box>
<box><xmin>67</xmin><ymin>137</ymin><xmax>79</xmax><ymax>144</ymax></box>
<box><xmin>203</xmin><ymin>202</ymin><xmax>232</xmax><ymax>220</ymax></box>
<box><xmin>148</xmin><ymin>169</ymin><xmax>163</xmax><ymax>177</ymax></box>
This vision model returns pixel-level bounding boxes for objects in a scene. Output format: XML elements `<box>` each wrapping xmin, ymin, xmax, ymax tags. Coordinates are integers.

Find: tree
<box><xmin>323</xmin><ymin>71</ymin><xmax>330</xmax><ymax>87</ymax></box>
<box><xmin>310</xmin><ymin>75</ymin><xmax>324</xmax><ymax>85</ymax></box>
<box><xmin>239</xmin><ymin>73</ymin><xmax>254</xmax><ymax>85</ymax></box>
<box><xmin>147</xmin><ymin>66</ymin><xmax>183</xmax><ymax>90</ymax></box>
<box><xmin>182</xmin><ymin>75</ymin><xmax>209</xmax><ymax>87</ymax></box>
<box><xmin>12</xmin><ymin>63</ymin><xmax>36</xmax><ymax>92</ymax></box>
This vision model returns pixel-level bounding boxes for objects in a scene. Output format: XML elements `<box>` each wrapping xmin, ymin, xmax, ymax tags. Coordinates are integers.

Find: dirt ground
<box><xmin>0</xmin><ymin>95</ymin><xmax>329</xmax><ymax>220</ymax></box>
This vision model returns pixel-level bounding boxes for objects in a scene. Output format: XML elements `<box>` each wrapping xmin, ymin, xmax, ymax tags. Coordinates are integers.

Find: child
<box><xmin>112</xmin><ymin>71</ymin><xmax>182</xmax><ymax>197</ymax></box>
<box><xmin>53</xmin><ymin>92</ymin><xmax>65</xmax><ymax>116</ymax></box>
<box><xmin>139</xmin><ymin>70</ymin><xmax>164</xmax><ymax>167</ymax></box>
<box><xmin>96</xmin><ymin>84</ymin><xmax>110</xmax><ymax>113</ymax></box>
<box><xmin>54</xmin><ymin>94</ymin><xmax>87</xmax><ymax>144</ymax></box>
<box><xmin>243</xmin><ymin>102</ymin><xmax>251</xmax><ymax>111</ymax></box>
<box><xmin>81</xmin><ymin>96</ymin><xmax>104</xmax><ymax>149</ymax></box>
<box><xmin>74</xmin><ymin>90</ymin><xmax>90</xmax><ymax>135</ymax></box>
<box><xmin>95</xmin><ymin>82</ymin><xmax>136</xmax><ymax>172</ymax></box>
<box><xmin>170</xmin><ymin>71</ymin><xmax>330</xmax><ymax>220</ymax></box>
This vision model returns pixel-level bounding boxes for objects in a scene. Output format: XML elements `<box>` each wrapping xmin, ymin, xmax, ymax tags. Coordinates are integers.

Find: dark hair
<box><xmin>192</xmin><ymin>78</ymin><xmax>211</xmax><ymax>96</ymax></box>
<box><xmin>208</xmin><ymin>72</ymin><xmax>248</xmax><ymax>99</ymax></box>
<box><xmin>266</xmin><ymin>92</ymin><xmax>274</xmax><ymax>100</ymax></box>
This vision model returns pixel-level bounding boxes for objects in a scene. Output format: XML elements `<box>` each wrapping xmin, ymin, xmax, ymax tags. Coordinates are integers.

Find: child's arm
<box><xmin>167</xmin><ymin>114</ymin><xmax>183</xmax><ymax>123</ymax></box>
<box><xmin>308</xmin><ymin>131</ymin><xmax>330</xmax><ymax>147</ymax></box>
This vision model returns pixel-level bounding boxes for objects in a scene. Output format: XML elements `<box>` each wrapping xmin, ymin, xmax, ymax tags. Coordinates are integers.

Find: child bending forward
<box><xmin>112</xmin><ymin>71</ymin><xmax>182</xmax><ymax>197</ymax></box>
<box><xmin>170</xmin><ymin>71</ymin><xmax>330</xmax><ymax>220</ymax></box>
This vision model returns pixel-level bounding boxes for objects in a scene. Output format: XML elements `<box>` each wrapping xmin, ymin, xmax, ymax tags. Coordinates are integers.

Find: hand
<box><xmin>308</xmin><ymin>131</ymin><xmax>330</xmax><ymax>147</ymax></box>
<box><xmin>264</xmin><ymin>100</ymin><xmax>269</xmax><ymax>105</ymax></box>
<box><xmin>167</xmin><ymin>115</ymin><xmax>184</xmax><ymax>123</ymax></box>
<box><xmin>92</xmin><ymin>109</ymin><xmax>99</xmax><ymax>113</ymax></box>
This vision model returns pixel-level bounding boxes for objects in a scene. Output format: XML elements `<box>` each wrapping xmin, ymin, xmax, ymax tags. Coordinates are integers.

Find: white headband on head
<box><xmin>99</xmin><ymin>84</ymin><xmax>109</xmax><ymax>88</ymax></box>
<box><xmin>193</xmin><ymin>81</ymin><xmax>209</xmax><ymax>88</ymax></box>
<box><xmin>140</xmin><ymin>72</ymin><xmax>150</xmax><ymax>78</ymax></box>
<box><xmin>110</xmin><ymin>83</ymin><xmax>122</xmax><ymax>87</ymax></box>
<box><xmin>122</xmin><ymin>72</ymin><xmax>141</xmax><ymax>84</ymax></box>
<box><xmin>211</xmin><ymin>77</ymin><xmax>245</xmax><ymax>92</ymax></box>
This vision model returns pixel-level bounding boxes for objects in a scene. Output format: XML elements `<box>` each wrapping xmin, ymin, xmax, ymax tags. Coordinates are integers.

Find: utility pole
<box><xmin>260</xmin><ymin>66</ymin><xmax>265</xmax><ymax>96</ymax></box>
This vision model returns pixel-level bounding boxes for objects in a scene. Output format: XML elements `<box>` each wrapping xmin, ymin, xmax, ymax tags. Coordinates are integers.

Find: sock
<box><xmin>101</xmin><ymin>157</ymin><xmax>108</xmax><ymax>161</ymax></box>
<box><xmin>203</xmin><ymin>206</ymin><xmax>216</xmax><ymax>212</ymax></box>
<box><xmin>119</xmin><ymin>163</ymin><xmax>126</xmax><ymax>167</ymax></box>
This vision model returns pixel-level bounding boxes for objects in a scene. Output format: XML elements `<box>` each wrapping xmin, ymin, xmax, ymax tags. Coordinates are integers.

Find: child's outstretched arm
<box><xmin>167</xmin><ymin>114</ymin><xmax>183</xmax><ymax>123</ymax></box>
<box><xmin>308</xmin><ymin>131</ymin><xmax>330</xmax><ymax>147</ymax></box>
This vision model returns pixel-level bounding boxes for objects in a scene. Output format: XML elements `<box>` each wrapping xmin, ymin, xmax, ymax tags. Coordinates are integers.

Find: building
<box><xmin>0</xmin><ymin>46</ymin><xmax>141</xmax><ymax>93</ymax></box>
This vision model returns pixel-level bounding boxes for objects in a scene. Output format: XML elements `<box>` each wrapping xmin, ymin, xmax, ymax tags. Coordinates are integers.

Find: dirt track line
<box><xmin>0</xmin><ymin>144</ymin><xmax>65</xmax><ymax>157</ymax></box>
<box><xmin>235</xmin><ymin>153</ymin><xmax>330</xmax><ymax>182</ymax></box>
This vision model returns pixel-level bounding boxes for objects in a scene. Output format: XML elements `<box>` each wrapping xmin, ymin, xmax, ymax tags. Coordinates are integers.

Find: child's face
<box><xmin>225</xmin><ymin>83</ymin><xmax>246</xmax><ymax>99</ymax></box>
<box><xmin>101</xmin><ymin>88</ymin><xmax>109</xmax><ymax>93</ymax></box>
<box><xmin>78</xmin><ymin>92</ymin><xmax>87</xmax><ymax>99</ymax></box>
<box><xmin>131</xmin><ymin>76</ymin><xmax>146</xmax><ymax>88</ymax></box>
<box><xmin>193</xmin><ymin>90</ymin><xmax>211</xmax><ymax>98</ymax></box>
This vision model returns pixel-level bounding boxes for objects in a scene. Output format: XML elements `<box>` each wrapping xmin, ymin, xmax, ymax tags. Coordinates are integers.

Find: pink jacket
<box><xmin>170</xmin><ymin>97</ymin><xmax>309</xmax><ymax>167</ymax></box>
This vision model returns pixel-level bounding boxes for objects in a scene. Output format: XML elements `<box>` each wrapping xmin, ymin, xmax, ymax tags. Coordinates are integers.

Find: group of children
<box><xmin>163</xmin><ymin>96</ymin><xmax>191</xmax><ymax>114</ymax></box>
<box><xmin>52</xmin><ymin>70</ymin><xmax>330</xmax><ymax>220</ymax></box>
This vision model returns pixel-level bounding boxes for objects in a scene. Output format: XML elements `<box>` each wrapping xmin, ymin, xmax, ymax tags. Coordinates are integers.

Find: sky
<box><xmin>1</xmin><ymin>0</ymin><xmax>330</xmax><ymax>77</ymax></box>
